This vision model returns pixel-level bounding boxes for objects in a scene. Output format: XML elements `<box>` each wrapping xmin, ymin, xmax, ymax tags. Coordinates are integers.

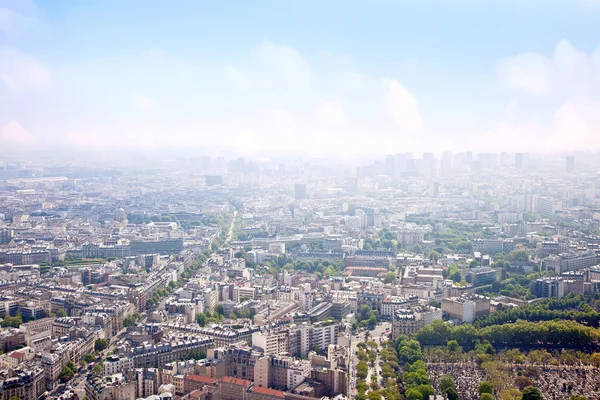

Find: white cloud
<box><xmin>314</xmin><ymin>99</ymin><xmax>345</xmax><ymax>125</ymax></box>
<box><xmin>132</xmin><ymin>95</ymin><xmax>155</xmax><ymax>112</ymax></box>
<box><xmin>224</xmin><ymin>64</ymin><xmax>247</xmax><ymax>88</ymax></box>
<box><xmin>142</xmin><ymin>46</ymin><xmax>165</xmax><ymax>61</ymax></box>
<box><xmin>0</xmin><ymin>47</ymin><xmax>50</xmax><ymax>91</ymax></box>
<box><xmin>254</xmin><ymin>40</ymin><xmax>311</xmax><ymax>89</ymax></box>
<box><xmin>498</xmin><ymin>39</ymin><xmax>600</xmax><ymax>98</ymax></box>
<box><xmin>384</xmin><ymin>79</ymin><xmax>423</xmax><ymax>131</ymax></box>
<box><xmin>1</xmin><ymin>120</ymin><xmax>37</xmax><ymax>145</ymax></box>
<box><xmin>0</xmin><ymin>8</ymin><xmax>19</xmax><ymax>35</ymax></box>
<box><xmin>475</xmin><ymin>118</ymin><xmax>541</xmax><ymax>153</ymax></box>
<box><xmin>552</xmin><ymin>39</ymin><xmax>600</xmax><ymax>98</ymax></box>
<box><xmin>0</xmin><ymin>0</ymin><xmax>40</xmax><ymax>37</ymax></box>
<box><xmin>268</xmin><ymin>107</ymin><xmax>296</xmax><ymax>133</ymax></box>
<box><xmin>63</xmin><ymin>125</ymin><xmax>158</xmax><ymax>149</ymax></box>
<box><xmin>497</xmin><ymin>52</ymin><xmax>553</xmax><ymax>96</ymax></box>
<box><xmin>487</xmin><ymin>40</ymin><xmax>600</xmax><ymax>152</ymax></box>
<box><xmin>225</xmin><ymin>40</ymin><xmax>312</xmax><ymax>101</ymax></box>
<box><xmin>545</xmin><ymin>101</ymin><xmax>600</xmax><ymax>152</ymax></box>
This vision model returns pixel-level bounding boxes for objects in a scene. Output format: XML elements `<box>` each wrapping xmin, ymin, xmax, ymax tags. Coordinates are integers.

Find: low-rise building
<box><xmin>441</xmin><ymin>294</ymin><xmax>490</xmax><ymax>323</ymax></box>
<box><xmin>391</xmin><ymin>304</ymin><xmax>442</xmax><ymax>340</ymax></box>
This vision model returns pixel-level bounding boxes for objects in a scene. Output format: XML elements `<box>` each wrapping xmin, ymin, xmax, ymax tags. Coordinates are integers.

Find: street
<box><xmin>349</xmin><ymin>322</ymin><xmax>391</xmax><ymax>397</ymax></box>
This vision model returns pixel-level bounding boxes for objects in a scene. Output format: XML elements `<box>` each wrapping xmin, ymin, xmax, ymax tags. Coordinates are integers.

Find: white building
<box><xmin>203</xmin><ymin>288</ymin><xmax>217</xmax><ymax>312</ymax></box>
<box><xmin>309</xmin><ymin>322</ymin><xmax>338</xmax><ymax>352</ymax></box>
<box><xmin>252</xmin><ymin>330</ymin><xmax>289</xmax><ymax>355</ymax></box>
<box><xmin>103</xmin><ymin>355</ymin><xmax>134</xmax><ymax>376</ymax></box>
<box><xmin>233</xmin><ymin>286</ymin><xmax>256</xmax><ymax>302</ymax></box>
<box><xmin>381</xmin><ymin>296</ymin><xmax>418</xmax><ymax>318</ymax></box>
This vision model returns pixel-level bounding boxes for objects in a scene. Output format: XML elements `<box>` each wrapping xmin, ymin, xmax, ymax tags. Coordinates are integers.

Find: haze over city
<box><xmin>3</xmin><ymin>2</ymin><xmax>600</xmax><ymax>400</ymax></box>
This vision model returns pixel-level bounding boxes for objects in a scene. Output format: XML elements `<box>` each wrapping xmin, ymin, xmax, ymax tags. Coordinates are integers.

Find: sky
<box><xmin>1</xmin><ymin>0</ymin><xmax>600</xmax><ymax>157</ymax></box>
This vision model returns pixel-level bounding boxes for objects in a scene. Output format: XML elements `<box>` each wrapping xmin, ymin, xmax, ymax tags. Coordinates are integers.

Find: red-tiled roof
<box><xmin>220</xmin><ymin>376</ymin><xmax>251</xmax><ymax>386</ymax></box>
<box><xmin>185</xmin><ymin>375</ymin><xmax>216</xmax><ymax>384</ymax></box>
<box><xmin>189</xmin><ymin>389</ymin><xmax>204</xmax><ymax>399</ymax></box>
<box><xmin>252</xmin><ymin>386</ymin><xmax>285</xmax><ymax>398</ymax></box>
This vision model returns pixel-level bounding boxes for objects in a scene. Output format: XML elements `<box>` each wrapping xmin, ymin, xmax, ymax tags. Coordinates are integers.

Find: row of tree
<box><xmin>196</xmin><ymin>310</ymin><xmax>225</xmax><ymax>326</ymax></box>
<box><xmin>145</xmin><ymin>211</ymin><xmax>235</xmax><ymax>310</ymax></box>
<box><xmin>395</xmin><ymin>337</ymin><xmax>438</xmax><ymax>400</ymax></box>
<box><xmin>415</xmin><ymin>319</ymin><xmax>600</xmax><ymax>349</ymax></box>
<box><xmin>123</xmin><ymin>312</ymin><xmax>142</xmax><ymax>328</ymax></box>
<box><xmin>473</xmin><ymin>293</ymin><xmax>600</xmax><ymax>328</ymax></box>
<box><xmin>258</xmin><ymin>255</ymin><xmax>345</xmax><ymax>278</ymax></box>
<box><xmin>145</xmin><ymin>280</ymin><xmax>183</xmax><ymax>309</ymax></box>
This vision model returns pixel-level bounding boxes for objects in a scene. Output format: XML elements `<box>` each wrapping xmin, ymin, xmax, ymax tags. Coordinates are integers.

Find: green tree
<box><xmin>368</xmin><ymin>391</ymin><xmax>381</xmax><ymax>400</ymax></box>
<box><xmin>429</xmin><ymin>250</ymin><xmax>440</xmax><ymax>265</ymax></box>
<box><xmin>93</xmin><ymin>362</ymin><xmax>103</xmax><ymax>375</ymax></box>
<box><xmin>55</xmin><ymin>309</ymin><xmax>67</xmax><ymax>318</ymax></box>
<box><xmin>356</xmin><ymin>361</ymin><xmax>369</xmax><ymax>380</ymax></box>
<box><xmin>418</xmin><ymin>384</ymin><xmax>435</xmax><ymax>400</ymax></box>
<box><xmin>500</xmin><ymin>389</ymin><xmax>522</xmax><ymax>400</ymax></box>
<box><xmin>370</xmin><ymin>379</ymin><xmax>379</xmax><ymax>391</ymax></box>
<box><xmin>447</xmin><ymin>340</ymin><xmax>460</xmax><ymax>353</ymax></box>
<box><xmin>445</xmin><ymin>387</ymin><xmax>459</xmax><ymax>400</ymax></box>
<box><xmin>94</xmin><ymin>338</ymin><xmax>109</xmax><ymax>352</ymax></box>
<box><xmin>58</xmin><ymin>361</ymin><xmax>77</xmax><ymax>382</ymax></box>
<box><xmin>439</xmin><ymin>374</ymin><xmax>456</xmax><ymax>392</ymax></box>
<box><xmin>384</xmin><ymin>272</ymin><xmax>397</xmax><ymax>284</ymax></box>
<box><xmin>1</xmin><ymin>314</ymin><xmax>23</xmax><ymax>328</ymax></box>
<box><xmin>215</xmin><ymin>304</ymin><xmax>225</xmax><ymax>316</ymax></box>
<box><xmin>521</xmin><ymin>386</ymin><xmax>543</xmax><ymax>400</ymax></box>
<box><xmin>123</xmin><ymin>312</ymin><xmax>141</xmax><ymax>327</ymax></box>
<box><xmin>405</xmin><ymin>388</ymin><xmax>422</xmax><ymax>400</ymax></box>
<box><xmin>480</xmin><ymin>394</ymin><xmax>494</xmax><ymax>400</ymax></box>
<box><xmin>478</xmin><ymin>381</ymin><xmax>493</xmax><ymax>395</ymax></box>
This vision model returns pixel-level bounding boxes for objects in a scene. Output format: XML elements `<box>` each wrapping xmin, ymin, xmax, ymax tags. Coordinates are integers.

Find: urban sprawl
<box><xmin>0</xmin><ymin>152</ymin><xmax>599</xmax><ymax>400</ymax></box>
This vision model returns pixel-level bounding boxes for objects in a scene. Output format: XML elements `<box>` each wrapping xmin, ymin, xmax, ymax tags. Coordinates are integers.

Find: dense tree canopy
<box><xmin>473</xmin><ymin>294</ymin><xmax>600</xmax><ymax>329</ymax></box>
<box><xmin>415</xmin><ymin>319</ymin><xmax>600</xmax><ymax>349</ymax></box>
<box><xmin>123</xmin><ymin>312</ymin><xmax>142</xmax><ymax>327</ymax></box>
<box><xmin>58</xmin><ymin>361</ymin><xmax>77</xmax><ymax>382</ymax></box>
<box><xmin>94</xmin><ymin>339</ymin><xmax>109</xmax><ymax>352</ymax></box>
<box><xmin>1</xmin><ymin>314</ymin><xmax>22</xmax><ymax>328</ymax></box>
<box><xmin>355</xmin><ymin>305</ymin><xmax>379</xmax><ymax>329</ymax></box>
<box><xmin>521</xmin><ymin>386</ymin><xmax>543</xmax><ymax>400</ymax></box>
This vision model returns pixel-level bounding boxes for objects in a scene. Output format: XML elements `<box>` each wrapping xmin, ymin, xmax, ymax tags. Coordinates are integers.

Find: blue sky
<box><xmin>1</xmin><ymin>0</ymin><xmax>600</xmax><ymax>155</ymax></box>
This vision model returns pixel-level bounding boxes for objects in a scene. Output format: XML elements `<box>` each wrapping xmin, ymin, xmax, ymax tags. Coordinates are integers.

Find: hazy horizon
<box><xmin>2</xmin><ymin>0</ymin><xmax>600</xmax><ymax>156</ymax></box>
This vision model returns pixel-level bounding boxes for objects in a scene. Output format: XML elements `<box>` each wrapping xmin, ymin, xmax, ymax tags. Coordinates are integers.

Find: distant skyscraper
<box><xmin>441</xmin><ymin>152</ymin><xmax>453</xmax><ymax>176</ymax></box>
<box><xmin>453</xmin><ymin>153</ymin><xmax>465</xmax><ymax>170</ymax></box>
<box><xmin>294</xmin><ymin>183</ymin><xmax>308</xmax><ymax>200</ymax></box>
<box><xmin>566</xmin><ymin>156</ymin><xmax>575</xmax><ymax>173</ymax></box>
<box><xmin>515</xmin><ymin>153</ymin><xmax>523</xmax><ymax>170</ymax></box>
<box><xmin>429</xmin><ymin>181</ymin><xmax>440</xmax><ymax>198</ymax></box>
<box><xmin>205</xmin><ymin>175</ymin><xmax>222</xmax><ymax>186</ymax></box>
<box><xmin>385</xmin><ymin>155</ymin><xmax>396</xmax><ymax>176</ymax></box>
<box><xmin>422</xmin><ymin>152</ymin><xmax>434</xmax><ymax>174</ymax></box>
<box><xmin>395</xmin><ymin>153</ymin><xmax>407</xmax><ymax>172</ymax></box>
